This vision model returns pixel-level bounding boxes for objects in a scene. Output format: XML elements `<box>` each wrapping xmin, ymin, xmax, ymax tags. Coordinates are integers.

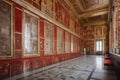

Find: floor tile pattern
<box><xmin>6</xmin><ymin>55</ymin><xmax>117</xmax><ymax>80</ymax></box>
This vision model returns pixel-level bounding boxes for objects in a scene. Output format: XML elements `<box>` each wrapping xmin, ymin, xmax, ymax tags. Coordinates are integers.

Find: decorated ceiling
<box><xmin>63</xmin><ymin>0</ymin><xmax>109</xmax><ymax>26</ymax></box>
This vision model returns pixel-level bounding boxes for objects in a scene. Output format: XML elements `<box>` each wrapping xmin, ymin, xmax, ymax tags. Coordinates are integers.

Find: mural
<box><xmin>57</xmin><ymin>27</ymin><xmax>64</xmax><ymax>53</ymax></box>
<box><xmin>23</xmin><ymin>11</ymin><xmax>39</xmax><ymax>56</ymax></box>
<box><xmin>84</xmin><ymin>25</ymin><xmax>108</xmax><ymax>54</ymax></box>
<box><xmin>85</xmin><ymin>40</ymin><xmax>94</xmax><ymax>54</ymax></box>
<box><xmin>84</xmin><ymin>26</ymin><xmax>94</xmax><ymax>39</ymax></box>
<box><xmin>95</xmin><ymin>26</ymin><xmax>103</xmax><ymax>38</ymax></box>
<box><xmin>0</xmin><ymin>0</ymin><xmax>12</xmax><ymax>57</ymax></box>
<box><xmin>65</xmin><ymin>32</ymin><xmax>71</xmax><ymax>53</ymax></box>
<box><xmin>44</xmin><ymin>21</ymin><xmax>54</xmax><ymax>54</ymax></box>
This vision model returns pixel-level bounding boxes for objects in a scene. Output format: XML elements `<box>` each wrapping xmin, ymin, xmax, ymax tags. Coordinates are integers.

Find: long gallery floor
<box><xmin>6</xmin><ymin>55</ymin><xmax>117</xmax><ymax>80</ymax></box>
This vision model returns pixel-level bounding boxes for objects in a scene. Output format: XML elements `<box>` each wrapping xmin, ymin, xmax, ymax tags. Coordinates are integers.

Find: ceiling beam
<box><xmin>82</xmin><ymin>19</ymin><xmax>107</xmax><ymax>26</ymax></box>
<box><xmin>78</xmin><ymin>7</ymin><xmax>108</xmax><ymax>18</ymax></box>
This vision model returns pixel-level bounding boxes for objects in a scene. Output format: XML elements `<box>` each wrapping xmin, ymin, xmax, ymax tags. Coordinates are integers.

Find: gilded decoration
<box><xmin>0</xmin><ymin>0</ymin><xmax>12</xmax><ymax>57</ymax></box>
<box><xmin>41</xmin><ymin>0</ymin><xmax>54</xmax><ymax>17</ymax></box>
<box><xmin>23</xmin><ymin>10</ymin><xmax>39</xmax><ymax>56</ymax></box>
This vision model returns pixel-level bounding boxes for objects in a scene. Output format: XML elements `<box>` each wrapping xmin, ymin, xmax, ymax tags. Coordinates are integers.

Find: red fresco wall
<box><xmin>84</xmin><ymin>25</ymin><xmax>108</xmax><ymax>55</ymax></box>
<box><xmin>0</xmin><ymin>0</ymin><xmax>83</xmax><ymax>79</ymax></box>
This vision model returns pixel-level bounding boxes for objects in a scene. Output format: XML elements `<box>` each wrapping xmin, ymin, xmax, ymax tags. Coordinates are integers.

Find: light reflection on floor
<box><xmin>96</xmin><ymin>56</ymin><xmax>103</xmax><ymax>70</ymax></box>
<box><xmin>6</xmin><ymin>55</ymin><xmax>117</xmax><ymax>80</ymax></box>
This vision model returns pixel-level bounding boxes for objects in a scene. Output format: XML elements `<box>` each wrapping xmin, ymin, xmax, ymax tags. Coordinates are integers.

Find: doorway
<box><xmin>95</xmin><ymin>40</ymin><xmax>103</xmax><ymax>55</ymax></box>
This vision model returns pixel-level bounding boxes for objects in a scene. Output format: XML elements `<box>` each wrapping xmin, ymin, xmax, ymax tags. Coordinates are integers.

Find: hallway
<box><xmin>7</xmin><ymin>55</ymin><xmax>117</xmax><ymax>80</ymax></box>
<box><xmin>0</xmin><ymin>0</ymin><xmax>120</xmax><ymax>80</ymax></box>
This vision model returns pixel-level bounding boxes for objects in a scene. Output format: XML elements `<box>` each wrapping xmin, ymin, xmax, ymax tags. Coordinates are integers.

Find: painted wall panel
<box><xmin>65</xmin><ymin>31</ymin><xmax>71</xmax><ymax>53</ymax></box>
<box><xmin>57</xmin><ymin>27</ymin><xmax>64</xmax><ymax>53</ymax></box>
<box><xmin>0</xmin><ymin>0</ymin><xmax>83</xmax><ymax>79</ymax></box>
<box><xmin>44</xmin><ymin>21</ymin><xmax>54</xmax><ymax>54</ymax></box>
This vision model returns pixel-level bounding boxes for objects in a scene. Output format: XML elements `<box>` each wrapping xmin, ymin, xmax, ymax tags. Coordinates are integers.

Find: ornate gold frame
<box><xmin>22</xmin><ymin>9</ymin><xmax>40</xmax><ymax>57</ymax></box>
<box><xmin>0</xmin><ymin>0</ymin><xmax>13</xmax><ymax>58</ymax></box>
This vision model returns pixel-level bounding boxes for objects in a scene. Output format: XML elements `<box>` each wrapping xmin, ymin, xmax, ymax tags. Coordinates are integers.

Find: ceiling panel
<box><xmin>61</xmin><ymin>0</ymin><xmax>109</xmax><ymax>25</ymax></box>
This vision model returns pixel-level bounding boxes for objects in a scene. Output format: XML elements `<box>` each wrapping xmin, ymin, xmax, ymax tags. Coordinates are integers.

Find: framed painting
<box><xmin>23</xmin><ymin>10</ymin><xmax>39</xmax><ymax>56</ymax></box>
<box><xmin>57</xmin><ymin>27</ymin><xmax>64</xmax><ymax>54</ymax></box>
<box><xmin>73</xmin><ymin>36</ymin><xmax>77</xmax><ymax>52</ymax></box>
<box><xmin>65</xmin><ymin>32</ymin><xmax>71</xmax><ymax>53</ymax></box>
<box><xmin>0</xmin><ymin>0</ymin><xmax>13</xmax><ymax>57</ymax></box>
<box><xmin>44</xmin><ymin>21</ymin><xmax>54</xmax><ymax>55</ymax></box>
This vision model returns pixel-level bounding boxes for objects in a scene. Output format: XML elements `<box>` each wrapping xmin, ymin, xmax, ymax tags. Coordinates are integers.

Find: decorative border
<box><xmin>0</xmin><ymin>0</ymin><xmax>13</xmax><ymax>57</ymax></box>
<box><xmin>22</xmin><ymin>9</ymin><xmax>40</xmax><ymax>57</ymax></box>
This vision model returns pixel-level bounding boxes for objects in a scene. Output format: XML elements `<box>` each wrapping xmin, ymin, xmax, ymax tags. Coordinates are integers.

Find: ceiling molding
<box><xmin>82</xmin><ymin>20</ymin><xmax>107</xmax><ymax>26</ymax></box>
<box><xmin>78</xmin><ymin>7</ymin><xmax>108</xmax><ymax>18</ymax></box>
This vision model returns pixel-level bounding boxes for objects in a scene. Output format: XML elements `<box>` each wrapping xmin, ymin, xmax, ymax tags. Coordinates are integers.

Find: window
<box><xmin>96</xmin><ymin>40</ymin><xmax>102</xmax><ymax>51</ymax></box>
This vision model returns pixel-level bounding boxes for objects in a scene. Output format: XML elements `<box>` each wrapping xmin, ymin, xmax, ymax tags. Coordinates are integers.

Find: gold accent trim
<box><xmin>15</xmin><ymin>7</ymin><xmax>22</xmax><ymax>11</ymax></box>
<box><xmin>14</xmin><ymin>32</ymin><xmax>22</xmax><ymax>34</ymax></box>
<box><xmin>22</xmin><ymin>9</ymin><xmax>40</xmax><ymax>57</ymax></box>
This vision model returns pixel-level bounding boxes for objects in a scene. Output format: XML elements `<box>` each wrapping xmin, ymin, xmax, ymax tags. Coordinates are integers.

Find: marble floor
<box><xmin>6</xmin><ymin>55</ymin><xmax>117</xmax><ymax>80</ymax></box>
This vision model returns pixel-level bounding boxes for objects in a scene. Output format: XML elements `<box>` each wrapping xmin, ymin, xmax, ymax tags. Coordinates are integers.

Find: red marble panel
<box><xmin>15</xmin><ymin>33</ymin><xmax>22</xmax><ymax>50</ymax></box>
<box><xmin>11</xmin><ymin>59</ymin><xmax>23</xmax><ymax>75</ymax></box>
<box><xmin>30</xmin><ymin>58</ymin><xmax>40</xmax><ymax>69</ymax></box>
<box><xmin>15</xmin><ymin>7</ymin><xmax>22</xmax><ymax>32</ymax></box>
<box><xmin>40</xmin><ymin>17</ymin><xmax>44</xmax><ymax>37</ymax></box>
<box><xmin>14</xmin><ymin>51</ymin><xmax>22</xmax><ymax>58</ymax></box>
<box><xmin>0</xmin><ymin>60</ymin><xmax>10</xmax><ymax>78</ymax></box>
